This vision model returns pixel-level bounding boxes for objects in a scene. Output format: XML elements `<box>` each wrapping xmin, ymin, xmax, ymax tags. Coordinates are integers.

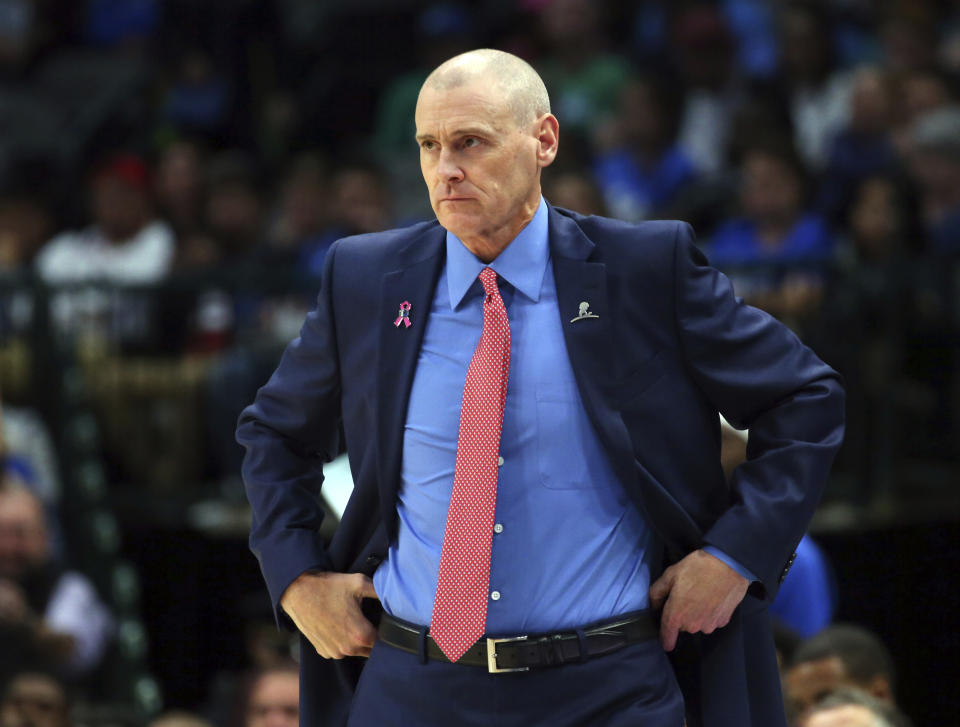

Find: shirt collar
<box><xmin>446</xmin><ymin>196</ymin><xmax>549</xmax><ymax>309</ymax></box>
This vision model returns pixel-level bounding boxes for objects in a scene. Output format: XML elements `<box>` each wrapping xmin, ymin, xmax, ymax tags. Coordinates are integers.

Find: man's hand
<box><xmin>280</xmin><ymin>571</ymin><xmax>379</xmax><ymax>659</ymax></box>
<box><xmin>0</xmin><ymin>579</ymin><xmax>29</xmax><ymax>624</ymax></box>
<box><xmin>648</xmin><ymin>549</ymin><xmax>750</xmax><ymax>652</ymax></box>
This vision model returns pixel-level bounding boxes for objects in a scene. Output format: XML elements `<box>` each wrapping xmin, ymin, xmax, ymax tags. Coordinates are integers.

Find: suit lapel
<box><xmin>549</xmin><ymin>207</ymin><xmax>641</xmax><ymax>497</ymax></box>
<box><xmin>375</xmin><ymin>226</ymin><xmax>446</xmax><ymax>541</ymax></box>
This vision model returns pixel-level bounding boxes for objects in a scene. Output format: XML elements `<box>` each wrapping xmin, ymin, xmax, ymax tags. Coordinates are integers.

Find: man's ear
<box><xmin>535</xmin><ymin>114</ymin><xmax>560</xmax><ymax>168</ymax></box>
<box><xmin>867</xmin><ymin>674</ymin><xmax>893</xmax><ymax>702</ymax></box>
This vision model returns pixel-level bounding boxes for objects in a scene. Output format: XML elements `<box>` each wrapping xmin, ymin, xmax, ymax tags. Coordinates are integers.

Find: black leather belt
<box><xmin>378</xmin><ymin>610</ymin><xmax>658</xmax><ymax>673</ymax></box>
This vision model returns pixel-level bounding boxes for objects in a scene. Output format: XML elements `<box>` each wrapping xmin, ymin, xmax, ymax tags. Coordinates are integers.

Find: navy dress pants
<box><xmin>346</xmin><ymin>635</ymin><xmax>685</xmax><ymax>726</ymax></box>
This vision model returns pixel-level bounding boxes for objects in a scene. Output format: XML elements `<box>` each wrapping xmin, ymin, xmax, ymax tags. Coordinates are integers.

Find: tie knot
<box><xmin>478</xmin><ymin>267</ymin><xmax>499</xmax><ymax>296</ymax></box>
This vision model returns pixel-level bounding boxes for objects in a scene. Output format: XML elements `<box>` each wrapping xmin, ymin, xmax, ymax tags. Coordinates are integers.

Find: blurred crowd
<box><xmin>1</xmin><ymin>0</ymin><xmax>959</xmax><ymax>724</ymax></box>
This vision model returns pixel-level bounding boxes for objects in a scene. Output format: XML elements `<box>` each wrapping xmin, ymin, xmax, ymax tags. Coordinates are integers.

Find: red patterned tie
<box><xmin>430</xmin><ymin>267</ymin><xmax>511</xmax><ymax>662</ymax></box>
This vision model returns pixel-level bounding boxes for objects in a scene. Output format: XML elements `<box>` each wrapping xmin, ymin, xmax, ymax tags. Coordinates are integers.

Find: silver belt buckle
<box><xmin>486</xmin><ymin>635</ymin><xmax>530</xmax><ymax>674</ymax></box>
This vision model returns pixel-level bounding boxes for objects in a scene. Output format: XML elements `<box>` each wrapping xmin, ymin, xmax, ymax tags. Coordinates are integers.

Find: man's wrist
<box><xmin>702</xmin><ymin>546</ymin><xmax>757</xmax><ymax>583</ymax></box>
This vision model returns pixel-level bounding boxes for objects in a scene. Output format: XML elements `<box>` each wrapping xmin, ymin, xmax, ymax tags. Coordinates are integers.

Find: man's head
<box><xmin>0</xmin><ymin>488</ymin><xmax>48</xmax><ymax>581</ymax></box>
<box><xmin>90</xmin><ymin>154</ymin><xmax>153</xmax><ymax>243</ymax></box>
<box><xmin>415</xmin><ymin>48</ymin><xmax>559</xmax><ymax>261</ymax></box>
<box><xmin>244</xmin><ymin>666</ymin><xmax>298</xmax><ymax>727</ymax></box>
<box><xmin>785</xmin><ymin>625</ymin><xmax>896</xmax><ymax>713</ymax></box>
<box><xmin>799</xmin><ymin>688</ymin><xmax>912</xmax><ymax>727</ymax></box>
<box><xmin>738</xmin><ymin>138</ymin><xmax>807</xmax><ymax>230</ymax></box>
<box><xmin>0</xmin><ymin>672</ymin><xmax>69</xmax><ymax>727</ymax></box>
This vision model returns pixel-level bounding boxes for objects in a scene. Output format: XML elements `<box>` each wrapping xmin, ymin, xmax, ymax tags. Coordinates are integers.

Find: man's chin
<box><xmin>436</xmin><ymin>211</ymin><xmax>482</xmax><ymax>238</ymax></box>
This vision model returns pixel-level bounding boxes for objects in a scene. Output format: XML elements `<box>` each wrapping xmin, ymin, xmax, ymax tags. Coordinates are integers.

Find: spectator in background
<box><xmin>0</xmin><ymin>671</ymin><xmax>70</xmax><ymax>727</ymax></box>
<box><xmin>0</xmin><ymin>394</ymin><xmax>62</xmax><ymax>554</ymax></box>
<box><xmin>33</xmin><ymin>154</ymin><xmax>174</xmax><ymax>348</ymax></box>
<box><xmin>542</xmin><ymin>168</ymin><xmax>607</xmax><ymax>217</ymax></box>
<box><xmin>204</xmin><ymin>151</ymin><xmax>264</xmax><ymax>263</ymax></box>
<box><xmin>785</xmin><ymin>624</ymin><xmax>898</xmax><ymax>716</ymax></box>
<box><xmin>877</xmin><ymin>8</ymin><xmax>937</xmax><ymax>75</ymax></box>
<box><xmin>162</xmin><ymin>49</ymin><xmax>233</xmax><ymax>144</ymax></box>
<box><xmin>300</xmin><ymin>161</ymin><xmax>393</xmax><ymax>277</ymax></box>
<box><xmin>536</xmin><ymin>0</ymin><xmax>629</xmax><ymax>148</ymax></box>
<box><xmin>0</xmin><ymin>488</ymin><xmax>112</xmax><ymax>683</ymax></box>
<box><xmin>709</xmin><ymin>137</ymin><xmax>833</xmax><ymax>326</ymax></box>
<box><xmin>155</xmin><ymin>139</ymin><xmax>207</xmax><ymax>241</ymax></box>
<box><xmin>904</xmin><ymin>105</ymin><xmax>960</xmax><ymax>254</ymax></box>
<box><xmin>671</xmin><ymin>4</ymin><xmax>739</xmax><ymax>176</ymax></box>
<box><xmin>0</xmin><ymin>191</ymin><xmax>53</xmax><ymax>273</ymax></box>
<box><xmin>35</xmin><ymin>154</ymin><xmax>173</xmax><ymax>284</ymax></box>
<box><xmin>261</xmin><ymin>153</ymin><xmax>330</xmax><ymax>270</ymax></box>
<box><xmin>592</xmin><ymin>72</ymin><xmax>697</xmax><ymax>221</ymax></box>
<box><xmin>798</xmin><ymin>688</ymin><xmax>912</xmax><ymax>727</ymax></box>
<box><xmin>240</xmin><ymin>666</ymin><xmax>298</xmax><ymax>727</ymax></box>
<box><xmin>894</xmin><ymin>68</ymin><xmax>955</xmax><ymax>146</ymax></box>
<box><xmin>818</xmin><ymin>67</ymin><xmax>898</xmax><ymax>223</ymax></box>
<box><xmin>778</xmin><ymin>3</ymin><xmax>854</xmax><ymax>171</ymax></box>
<box><xmin>203</xmin><ymin>593</ymin><xmax>299</xmax><ymax>727</ymax></box>
<box><xmin>148</xmin><ymin>712</ymin><xmax>212</xmax><ymax>727</ymax></box>
<box><xmin>816</xmin><ymin>175</ymin><xmax>918</xmax><ymax>500</ymax></box>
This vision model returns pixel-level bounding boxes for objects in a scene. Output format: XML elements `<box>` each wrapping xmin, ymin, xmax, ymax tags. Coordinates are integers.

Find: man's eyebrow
<box><xmin>415</xmin><ymin>125</ymin><xmax>498</xmax><ymax>142</ymax></box>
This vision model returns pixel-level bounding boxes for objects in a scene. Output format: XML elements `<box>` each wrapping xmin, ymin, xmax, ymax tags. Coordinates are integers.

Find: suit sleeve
<box><xmin>671</xmin><ymin>223</ymin><xmax>845</xmax><ymax>598</ymax></box>
<box><xmin>236</xmin><ymin>241</ymin><xmax>343</xmax><ymax>624</ymax></box>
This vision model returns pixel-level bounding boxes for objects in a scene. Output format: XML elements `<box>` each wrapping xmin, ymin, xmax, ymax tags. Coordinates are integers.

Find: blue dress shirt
<box><xmin>373</xmin><ymin>198</ymin><xmax>751</xmax><ymax>633</ymax></box>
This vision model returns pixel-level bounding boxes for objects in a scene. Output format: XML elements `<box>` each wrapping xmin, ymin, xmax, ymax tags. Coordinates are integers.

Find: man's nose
<box><xmin>436</xmin><ymin>149</ymin><xmax>464</xmax><ymax>183</ymax></box>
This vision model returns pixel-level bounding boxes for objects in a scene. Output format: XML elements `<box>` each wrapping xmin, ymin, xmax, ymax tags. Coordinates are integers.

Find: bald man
<box><xmin>238</xmin><ymin>49</ymin><xmax>844</xmax><ymax>726</ymax></box>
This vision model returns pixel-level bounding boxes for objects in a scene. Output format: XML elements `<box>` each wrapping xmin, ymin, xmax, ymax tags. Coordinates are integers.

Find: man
<box><xmin>0</xmin><ymin>671</ymin><xmax>70</xmax><ymax>727</ymax></box>
<box><xmin>797</xmin><ymin>688</ymin><xmax>912</xmax><ymax>727</ymax></box>
<box><xmin>33</xmin><ymin>153</ymin><xmax>175</xmax><ymax>347</ymax></box>
<box><xmin>243</xmin><ymin>666</ymin><xmax>299</xmax><ymax>727</ymax></box>
<box><xmin>0</xmin><ymin>488</ymin><xmax>113</xmax><ymax>681</ymax></box>
<box><xmin>238</xmin><ymin>49</ymin><xmax>844</xmax><ymax>726</ymax></box>
<box><xmin>785</xmin><ymin>624</ymin><xmax>897</xmax><ymax>714</ymax></box>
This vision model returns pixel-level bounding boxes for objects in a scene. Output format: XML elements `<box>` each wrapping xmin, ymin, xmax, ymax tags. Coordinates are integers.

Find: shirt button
<box><xmin>493</xmin><ymin>523</ymin><xmax>503</xmax><ymax>534</ymax></box>
<box><xmin>491</xmin><ymin>590</ymin><xmax>501</xmax><ymax>601</ymax></box>
<box><xmin>497</xmin><ymin>456</ymin><xmax>504</xmax><ymax>466</ymax></box>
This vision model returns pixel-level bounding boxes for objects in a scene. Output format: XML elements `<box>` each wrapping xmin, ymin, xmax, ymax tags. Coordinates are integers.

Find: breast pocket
<box><xmin>535</xmin><ymin>381</ymin><xmax>610</xmax><ymax>489</ymax></box>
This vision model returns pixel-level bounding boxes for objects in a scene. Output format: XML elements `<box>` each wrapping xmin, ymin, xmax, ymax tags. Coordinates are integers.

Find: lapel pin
<box><xmin>570</xmin><ymin>301</ymin><xmax>599</xmax><ymax>323</ymax></box>
<box><xmin>394</xmin><ymin>301</ymin><xmax>412</xmax><ymax>328</ymax></box>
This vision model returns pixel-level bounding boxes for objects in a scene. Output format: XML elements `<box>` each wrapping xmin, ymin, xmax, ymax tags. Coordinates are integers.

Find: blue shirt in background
<box><xmin>593</xmin><ymin>145</ymin><xmax>697</xmax><ymax>221</ymax></box>
<box><xmin>709</xmin><ymin>213</ymin><xmax>834</xmax><ymax>266</ymax></box>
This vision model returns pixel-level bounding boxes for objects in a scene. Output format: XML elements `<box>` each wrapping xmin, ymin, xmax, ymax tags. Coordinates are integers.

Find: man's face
<box><xmin>804</xmin><ymin>704</ymin><xmax>883</xmax><ymax>727</ymax></box>
<box><xmin>740</xmin><ymin>151</ymin><xmax>802</xmax><ymax>226</ymax></box>
<box><xmin>91</xmin><ymin>177</ymin><xmax>150</xmax><ymax>242</ymax></box>
<box><xmin>245</xmin><ymin>672</ymin><xmax>298</xmax><ymax>727</ymax></box>
<box><xmin>0</xmin><ymin>492</ymin><xmax>48</xmax><ymax>580</ymax></box>
<box><xmin>786</xmin><ymin>656</ymin><xmax>856</xmax><ymax>712</ymax></box>
<box><xmin>0</xmin><ymin>674</ymin><xmax>69</xmax><ymax>727</ymax></box>
<box><xmin>415</xmin><ymin>80</ymin><xmax>542</xmax><ymax>250</ymax></box>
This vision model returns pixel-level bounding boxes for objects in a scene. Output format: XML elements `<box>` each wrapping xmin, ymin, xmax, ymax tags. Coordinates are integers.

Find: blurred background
<box><xmin>0</xmin><ymin>0</ymin><xmax>957</xmax><ymax>726</ymax></box>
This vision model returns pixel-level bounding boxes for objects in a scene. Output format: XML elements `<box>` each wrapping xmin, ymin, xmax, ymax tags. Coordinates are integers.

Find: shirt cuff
<box><xmin>703</xmin><ymin>546</ymin><xmax>758</xmax><ymax>583</ymax></box>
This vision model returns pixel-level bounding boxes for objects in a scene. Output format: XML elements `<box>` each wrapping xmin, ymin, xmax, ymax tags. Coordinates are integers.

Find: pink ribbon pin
<box><xmin>394</xmin><ymin>301</ymin><xmax>412</xmax><ymax>328</ymax></box>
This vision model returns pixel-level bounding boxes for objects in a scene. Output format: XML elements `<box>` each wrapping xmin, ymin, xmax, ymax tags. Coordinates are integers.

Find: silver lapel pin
<box><xmin>570</xmin><ymin>301</ymin><xmax>599</xmax><ymax>323</ymax></box>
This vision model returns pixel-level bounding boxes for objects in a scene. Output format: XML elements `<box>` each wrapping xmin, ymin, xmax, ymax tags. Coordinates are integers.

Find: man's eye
<box><xmin>463</xmin><ymin>137</ymin><xmax>481</xmax><ymax>148</ymax></box>
<box><xmin>421</xmin><ymin>141</ymin><xmax>437</xmax><ymax>151</ymax></box>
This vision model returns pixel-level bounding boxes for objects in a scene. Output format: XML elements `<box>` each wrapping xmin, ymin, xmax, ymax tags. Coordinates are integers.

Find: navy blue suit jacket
<box><xmin>237</xmin><ymin>205</ymin><xmax>845</xmax><ymax>726</ymax></box>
